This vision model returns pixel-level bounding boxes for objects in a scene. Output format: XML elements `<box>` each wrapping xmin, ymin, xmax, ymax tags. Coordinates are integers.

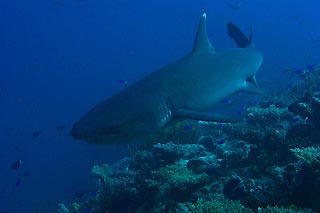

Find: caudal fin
<box><xmin>226</xmin><ymin>21</ymin><xmax>252</xmax><ymax>48</ymax></box>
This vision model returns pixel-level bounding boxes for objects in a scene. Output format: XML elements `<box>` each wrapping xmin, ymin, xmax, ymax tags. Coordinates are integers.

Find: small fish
<box><xmin>15</xmin><ymin>172</ymin><xmax>30</xmax><ymax>187</ymax></box>
<box><xmin>118</xmin><ymin>79</ymin><xmax>128</xmax><ymax>85</ymax></box>
<box><xmin>16</xmin><ymin>177</ymin><xmax>23</xmax><ymax>187</ymax></box>
<box><xmin>228</xmin><ymin>2</ymin><xmax>240</xmax><ymax>9</ymax></box>
<box><xmin>237</xmin><ymin>105</ymin><xmax>246</xmax><ymax>115</ymax></box>
<box><xmin>11</xmin><ymin>160</ymin><xmax>22</xmax><ymax>170</ymax></box>
<box><xmin>184</xmin><ymin>125</ymin><xmax>192</xmax><ymax>130</ymax></box>
<box><xmin>283</xmin><ymin>67</ymin><xmax>292</xmax><ymax>73</ymax></box>
<box><xmin>294</xmin><ymin>68</ymin><xmax>305</xmax><ymax>74</ymax></box>
<box><xmin>16</xmin><ymin>97</ymin><xmax>23</xmax><ymax>102</ymax></box>
<box><xmin>221</xmin><ymin>99</ymin><xmax>233</xmax><ymax>104</ymax></box>
<box><xmin>286</xmin><ymin>83</ymin><xmax>293</xmax><ymax>90</ymax></box>
<box><xmin>56</xmin><ymin>125</ymin><xmax>66</xmax><ymax>131</ymax></box>
<box><xmin>217</xmin><ymin>139</ymin><xmax>225</xmax><ymax>145</ymax></box>
<box><xmin>291</xmin><ymin>116</ymin><xmax>300</xmax><ymax>125</ymax></box>
<box><xmin>23</xmin><ymin>172</ymin><xmax>31</xmax><ymax>178</ymax></box>
<box><xmin>306</xmin><ymin>64</ymin><xmax>316</xmax><ymax>71</ymax></box>
<box><xmin>54</xmin><ymin>0</ymin><xmax>64</xmax><ymax>5</ymax></box>
<box><xmin>27</xmin><ymin>64</ymin><xmax>39</xmax><ymax>72</ymax></box>
<box><xmin>86</xmin><ymin>208</ymin><xmax>93</xmax><ymax>213</ymax></box>
<box><xmin>217</xmin><ymin>123</ymin><xmax>223</xmax><ymax>129</ymax></box>
<box><xmin>289</xmin><ymin>15</ymin><xmax>299</xmax><ymax>20</ymax></box>
<box><xmin>75</xmin><ymin>192</ymin><xmax>85</xmax><ymax>198</ymax></box>
<box><xmin>15</xmin><ymin>146</ymin><xmax>23</xmax><ymax>152</ymax></box>
<box><xmin>90</xmin><ymin>191</ymin><xmax>97</xmax><ymax>196</ymax></box>
<box><xmin>252</xmin><ymin>98</ymin><xmax>261</xmax><ymax>105</ymax></box>
<box><xmin>32</xmin><ymin>130</ymin><xmax>42</xmax><ymax>138</ymax></box>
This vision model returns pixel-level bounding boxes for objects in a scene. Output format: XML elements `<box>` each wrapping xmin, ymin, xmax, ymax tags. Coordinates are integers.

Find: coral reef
<box><xmin>184</xmin><ymin>198</ymin><xmax>254</xmax><ymax>213</ymax></box>
<box><xmin>57</xmin><ymin>67</ymin><xmax>320</xmax><ymax>212</ymax></box>
<box><xmin>151</xmin><ymin>164</ymin><xmax>209</xmax><ymax>191</ymax></box>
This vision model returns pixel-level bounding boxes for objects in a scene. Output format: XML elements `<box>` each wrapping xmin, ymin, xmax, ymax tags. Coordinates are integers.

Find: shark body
<box><xmin>71</xmin><ymin>13</ymin><xmax>263</xmax><ymax>144</ymax></box>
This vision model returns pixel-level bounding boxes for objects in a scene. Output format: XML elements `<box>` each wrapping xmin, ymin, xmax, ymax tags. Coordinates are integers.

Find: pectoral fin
<box><xmin>175</xmin><ymin>109</ymin><xmax>241</xmax><ymax>123</ymax></box>
<box><xmin>247</xmin><ymin>76</ymin><xmax>258</xmax><ymax>88</ymax></box>
<box><xmin>241</xmin><ymin>80</ymin><xmax>264</xmax><ymax>96</ymax></box>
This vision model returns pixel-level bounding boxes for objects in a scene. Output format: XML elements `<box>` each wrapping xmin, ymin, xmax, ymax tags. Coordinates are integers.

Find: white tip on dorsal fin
<box><xmin>192</xmin><ymin>13</ymin><xmax>214</xmax><ymax>53</ymax></box>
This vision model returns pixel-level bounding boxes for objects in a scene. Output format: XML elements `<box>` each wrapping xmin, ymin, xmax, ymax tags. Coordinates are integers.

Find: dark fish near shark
<box><xmin>71</xmin><ymin>13</ymin><xmax>263</xmax><ymax>144</ymax></box>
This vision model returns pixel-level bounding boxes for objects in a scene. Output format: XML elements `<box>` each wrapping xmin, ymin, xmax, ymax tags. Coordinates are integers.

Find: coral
<box><xmin>153</xmin><ymin>142</ymin><xmax>207</xmax><ymax>160</ymax></box>
<box><xmin>57</xmin><ymin>203</ymin><xmax>80</xmax><ymax>213</ymax></box>
<box><xmin>228</xmin><ymin>123</ymin><xmax>265</xmax><ymax>144</ymax></box>
<box><xmin>94</xmin><ymin>168</ymin><xmax>142</xmax><ymax>212</ymax></box>
<box><xmin>258</xmin><ymin>205</ymin><xmax>312</xmax><ymax>213</ymax></box>
<box><xmin>56</xmin><ymin>67</ymin><xmax>320</xmax><ymax>212</ymax></box>
<box><xmin>145</xmin><ymin>120</ymin><xmax>202</xmax><ymax>146</ymax></box>
<box><xmin>245</xmin><ymin>104</ymin><xmax>292</xmax><ymax>126</ymax></box>
<box><xmin>222</xmin><ymin>175</ymin><xmax>278</xmax><ymax>209</ymax></box>
<box><xmin>310</xmin><ymin>96</ymin><xmax>320</xmax><ymax>126</ymax></box>
<box><xmin>152</xmin><ymin>164</ymin><xmax>209</xmax><ymax>191</ymax></box>
<box><xmin>288</xmin><ymin>102</ymin><xmax>312</xmax><ymax>119</ymax></box>
<box><xmin>288</xmin><ymin>95</ymin><xmax>320</xmax><ymax>127</ymax></box>
<box><xmin>290</xmin><ymin>147</ymin><xmax>320</xmax><ymax>165</ymax></box>
<box><xmin>187</xmin><ymin>155</ymin><xmax>220</xmax><ymax>175</ymax></box>
<box><xmin>91</xmin><ymin>164</ymin><xmax>112</xmax><ymax>182</ymax></box>
<box><xmin>185</xmin><ymin>198</ymin><xmax>253</xmax><ymax>213</ymax></box>
<box><xmin>57</xmin><ymin>204</ymin><xmax>69</xmax><ymax>213</ymax></box>
<box><xmin>180</xmin><ymin>199</ymin><xmax>310</xmax><ymax>213</ymax></box>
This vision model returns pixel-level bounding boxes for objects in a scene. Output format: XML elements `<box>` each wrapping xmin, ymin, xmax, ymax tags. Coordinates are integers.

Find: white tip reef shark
<box><xmin>70</xmin><ymin>13</ymin><xmax>263</xmax><ymax>144</ymax></box>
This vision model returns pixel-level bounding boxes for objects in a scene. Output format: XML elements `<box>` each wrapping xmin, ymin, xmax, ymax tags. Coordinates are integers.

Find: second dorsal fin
<box><xmin>192</xmin><ymin>13</ymin><xmax>214</xmax><ymax>53</ymax></box>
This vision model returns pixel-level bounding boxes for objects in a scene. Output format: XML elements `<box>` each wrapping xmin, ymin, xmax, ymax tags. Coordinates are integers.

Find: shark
<box><xmin>70</xmin><ymin>13</ymin><xmax>263</xmax><ymax>144</ymax></box>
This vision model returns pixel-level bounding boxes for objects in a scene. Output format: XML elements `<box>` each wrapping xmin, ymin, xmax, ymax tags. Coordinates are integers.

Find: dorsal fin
<box><xmin>192</xmin><ymin>13</ymin><xmax>214</xmax><ymax>53</ymax></box>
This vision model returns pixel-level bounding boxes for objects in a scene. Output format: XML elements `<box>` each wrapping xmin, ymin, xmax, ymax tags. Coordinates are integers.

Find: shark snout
<box><xmin>70</xmin><ymin>121</ymin><xmax>88</xmax><ymax>140</ymax></box>
<box><xmin>70</xmin><ymin>119</ymin><xmax>100</xmax><ymax>140</ymax></box>
<box><xmin>70</xmin><ymin>119</ymin><xmax>126</xmax><ymax>143</ymax></box>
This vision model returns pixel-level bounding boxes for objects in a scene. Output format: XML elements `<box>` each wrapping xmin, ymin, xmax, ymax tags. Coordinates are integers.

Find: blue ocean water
<box><xmin>1</xmin><ymin>0</ymin><xmax>320</xmax><ymax>212</ymax></box>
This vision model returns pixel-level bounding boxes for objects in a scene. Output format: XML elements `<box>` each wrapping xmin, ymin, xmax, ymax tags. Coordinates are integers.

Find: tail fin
<box><xmin>226</xmin><ymin>21</ymin><xmax>251</xmax><ymax>48</ymax></box>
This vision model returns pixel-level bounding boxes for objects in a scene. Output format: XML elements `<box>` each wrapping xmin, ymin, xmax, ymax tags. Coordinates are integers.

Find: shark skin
<box><xmin>70</xmin><ymin>13</ymin><xmax>263</xmax><ymax>144</ymax></box>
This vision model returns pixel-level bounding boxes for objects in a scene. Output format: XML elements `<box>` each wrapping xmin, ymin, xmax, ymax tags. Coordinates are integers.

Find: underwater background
<box><xmin>1</xmin><ymin>0</ymin><xmax>320</xmax><ymax>212</ymax></box>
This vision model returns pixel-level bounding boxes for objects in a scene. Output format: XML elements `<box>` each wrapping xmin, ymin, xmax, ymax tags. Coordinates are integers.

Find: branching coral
<box><xmin>246</xmin><ymin>104</ymin><xmax>292</xmax><ymax>126</ymax></box>
<box><xmin>258</xmin><ymin>205</ymin><xmax>312</xmax><ymax>213</ymax></box>
<box><xmin>152</xmin><ymin>164</ymin><xmax>209</xmax><ymax>190</ymax></box>
<box><xmin>92</xmin><ymin>164</ymin><xmax>112</xmax><ymax>182</ymax></box>
<box><xmin>290</xmin><ymin>147</ymin><xmax>320</xmax><ymax>165</ymax></box>
<box><xmin>185</xmin><ymin>198</ymin><xmax>253</xmax><ymax>213</ymax></box>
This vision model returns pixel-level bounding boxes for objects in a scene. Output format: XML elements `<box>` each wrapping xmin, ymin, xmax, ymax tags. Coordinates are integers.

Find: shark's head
<box><xmin>71</xmin><ymin>117</ymin><xmax>137</xmax><ymax>144</ymax></box>
<box><xmin>70</xmin><ymin>96</ymin><xmax>158</xmax><ymax>144</ymax></box>
<box><xmin>71</xmin><ymin>115</ymin><xmax>145</xmax><ymax>144</ymax></box>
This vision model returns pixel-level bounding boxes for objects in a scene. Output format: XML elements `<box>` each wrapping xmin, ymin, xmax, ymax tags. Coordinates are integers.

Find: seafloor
<box><xmin>58</xmin><ymin>67</ymin><xmax>320</xmax><ymax>213</ymax></box>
